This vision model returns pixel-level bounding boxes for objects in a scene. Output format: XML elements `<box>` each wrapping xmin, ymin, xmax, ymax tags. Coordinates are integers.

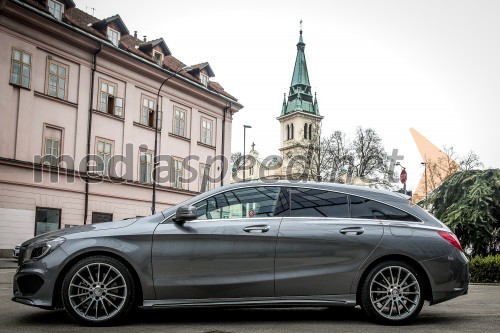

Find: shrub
<box><xmin>469</xmin><ymin>255</ymin><xmax>500</xmax><ymax>283</ymax></box>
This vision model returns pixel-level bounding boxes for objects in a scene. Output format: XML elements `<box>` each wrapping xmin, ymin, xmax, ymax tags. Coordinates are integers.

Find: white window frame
<box><xmin>153</xmin><ymin>50</ymin><xmax>164</xmax><ymax>67</ymax></box>
<box><xmin>10</xmin><ymin>48</ymin><xmax>31</xmax><ymax>88</ymax></box>
<box><xmin>200</xmin><ymin>73</ymin><xmax>209</xmax><ymax>87</ymax></box>
<box><xmin>99</xmin><ymin>79</ymin><xmax>123</xmax><ymax>117</ymax></box>
<box><xmin>201</xmin><ymin>117</ymin><xmax>213</xmax><ymax>145</ymax></box>
<box><xmin>173</xmin><ymin>107</ymin><xmax>186</xmax><ymax>137</ymax></box>
<box><xmin>96</xmin><ymin>138</ymin><xmax>114</xmax><ymax>176</ymax></box>
<box><xmin>44</xmin><ymin>137</ymin><xmax>60</xmax><ymax>166</ymax></box>
<box><xmin>172</xmin><ymin>157</ymin><xmax>183</xmax><ymax>189</ymax></box>
<box><xmin>141</xmin><ymin>95</ymin><xmax>159</xmax><ymax>128</ymax></box>
<box><xmin>139</xmin><ymin>150</ymin><xmax>153</xmax><ymax>184</ymax></box>
<box><xmin>107</xmin><ymin>27</ymin><xmax>120</xmax><ymax>47</ymax></box>
<box><xmin>199</xmin><ymin>164</ymin><xmax>212</xmax><ymax>192</ymax></box>
<box><xmin>47</xmin><ymin>59</ymin><xmax>68</xmax><ymax>99</ymax></box>
<box><xmin>48</xmin><ymin>0</ymin><xmax>64</xmax><ymax>21</ymax></box>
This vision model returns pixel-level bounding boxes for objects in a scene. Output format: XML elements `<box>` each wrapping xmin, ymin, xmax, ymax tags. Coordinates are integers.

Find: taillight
<box><xmin>438</xmin><ymin>231</ymin><xmax>463</xmax><ymax>252</ymax></box>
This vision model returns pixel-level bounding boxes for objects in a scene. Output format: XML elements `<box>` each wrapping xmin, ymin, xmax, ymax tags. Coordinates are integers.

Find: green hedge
<box><xmin>469</xmin><ymin>255</ymin><xmax>500</xmax><ymax>283</ymax></box>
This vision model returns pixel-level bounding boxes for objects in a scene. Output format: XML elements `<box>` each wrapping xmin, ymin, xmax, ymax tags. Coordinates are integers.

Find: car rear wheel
<box><xmin>360</xmin><ymin>260</ymin><xmax>424</xmax><ymax>325</ymax></box>
<box><xmin>62</xmin><ymin>256</ymin><xmax>135</xmax><ymax>325</ymax></box>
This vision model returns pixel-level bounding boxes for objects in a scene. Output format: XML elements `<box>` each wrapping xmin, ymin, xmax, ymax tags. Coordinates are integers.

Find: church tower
<box><xmin>277</xmin><ymin>25</ymin><xmax>323</xmax><ymax>180</ymax></box>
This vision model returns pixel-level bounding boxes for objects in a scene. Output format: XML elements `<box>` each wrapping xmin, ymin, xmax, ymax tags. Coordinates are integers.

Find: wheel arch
<box><xmin>52</xmin><ymin>250</ymin><xmax>144</xmax><ymax>309</ymax></box>
<box><xmin>354</xmin><ymin>254</ymin><xmax>433</xmax><ymax>305</ymax></box>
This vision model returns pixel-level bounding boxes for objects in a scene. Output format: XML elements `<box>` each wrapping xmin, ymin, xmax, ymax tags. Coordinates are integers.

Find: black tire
<box><xmin>62</xmin><ymin>255</ymin><xmax>135</xmax><ymax>326</ymax></box>
<box><xmin>360</xmin><ymin>260</ymin><xmax>424</xmax><ymax>325</ymax></box>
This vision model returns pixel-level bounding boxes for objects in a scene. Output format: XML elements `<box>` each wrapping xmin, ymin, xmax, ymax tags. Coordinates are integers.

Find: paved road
<box><xmin>1</xmin><ymin>267</ymin><xmax>499</xmax><ymax>333</ymax></box>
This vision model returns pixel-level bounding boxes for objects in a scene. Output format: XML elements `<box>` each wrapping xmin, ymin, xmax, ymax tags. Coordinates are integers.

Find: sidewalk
<box><xmin>0</xmin><ymin>258</ymin><xmax>18</xmax><ymax>269</ymax></box>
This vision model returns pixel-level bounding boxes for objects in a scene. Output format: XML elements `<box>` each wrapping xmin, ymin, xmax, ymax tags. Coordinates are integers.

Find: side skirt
<box><xmin>142</xmin><ymin>295</ymin><xmax>357</xmax><ymax>308</ymax></box>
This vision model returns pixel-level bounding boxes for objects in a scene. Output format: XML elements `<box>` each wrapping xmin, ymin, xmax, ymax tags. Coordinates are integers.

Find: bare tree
<box><xmin>459</xmin><ymin>150</ymin><xmax>483</xmax><ymax>171</ymax></box>
<box><xmin>351</xmin><ymin>127</ymin><xmax>388</xmax><ymax>179</ymax></box>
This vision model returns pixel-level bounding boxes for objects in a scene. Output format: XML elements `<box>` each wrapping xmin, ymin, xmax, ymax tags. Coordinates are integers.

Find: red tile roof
<box><xmin>59</xmin><ymin>5</ymin><xmax>238</xmax><ymax>101</ymax></box>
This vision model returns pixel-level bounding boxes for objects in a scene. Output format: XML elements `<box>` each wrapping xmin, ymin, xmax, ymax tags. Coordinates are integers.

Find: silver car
<box><xmin>13</xmin><ymin>181</ymin><xmax>469</xmax><ymax>325</ymax></box>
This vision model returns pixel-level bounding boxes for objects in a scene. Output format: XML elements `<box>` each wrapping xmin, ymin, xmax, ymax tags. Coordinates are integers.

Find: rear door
<box><xmin>275</xmin><ymin>187</ymin><xmax>384</xmax><ymax>296</ymax></box>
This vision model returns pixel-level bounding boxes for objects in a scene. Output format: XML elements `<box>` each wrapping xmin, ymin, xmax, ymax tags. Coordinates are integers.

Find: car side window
<box><xmin>290</xmin><ymin>188</ymin><xmax>349</xmax><ymax>218</ymax></box>
<box><xmin>349</xmin><ymin>195</ymin><xmax>420</xmax><ymax>222</ymax></box>
<box><xmin>194</xmin><ymin>186</ymin><xmax>281</xmax><ymax>220</ymax></box>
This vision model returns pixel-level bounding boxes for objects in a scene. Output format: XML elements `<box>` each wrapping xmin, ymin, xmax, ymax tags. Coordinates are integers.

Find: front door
<box><xmin>152</xmin><ymin>186</ymin><xmax>287</xmax><ymax>300</ymax></box>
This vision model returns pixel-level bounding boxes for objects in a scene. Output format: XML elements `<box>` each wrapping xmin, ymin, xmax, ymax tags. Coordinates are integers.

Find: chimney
<box><xmin>143</xmin><ymin>36</ymin><xmax>147</xmax><ymax>42</ymax></box>
<box><xmin>134</xmin><ymin>31</ymin><xmax>137</xmax><ymax>38</ymax></box>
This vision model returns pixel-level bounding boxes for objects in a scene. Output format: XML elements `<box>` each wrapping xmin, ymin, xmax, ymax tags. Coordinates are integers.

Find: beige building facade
<box><xmin>0</xmin><ymin>0</ymin><xmax>242</xmax><ymax>255</ymax></box>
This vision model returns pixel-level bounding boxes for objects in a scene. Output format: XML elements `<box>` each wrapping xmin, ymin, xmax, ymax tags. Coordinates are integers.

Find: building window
<box><xmin>141</xmin><ymin>96</ymin><xmax>160</xmax><ymax>128</ymax></box>
<box><xmin>287</xmin><ymin>123</ymin><xmax>294</xmax><ymax>140</ymax></box>
<box><xmin>304</xmin><ymin>123</ymin><xmax>308</xmax><ymax>139</ymax></box>
<box><xmin>96</xmin><ymin>138</ymin><xmax>113</xmax><ymax>176</ymax></box>
<box><xmin>99</xmin><ymin>80</ymin><xmax>123</xmax><ymax>117</ymax></box>
<box><xmin>92</xmin><ymin>212</ymin><xmax>113</xmax><ymax>223</ymax></box>
<box><xmin>201</xmin><ymin>118</ymin><xmax>213</xmax><ymax>145</ymax></box>
<box><xmin>35</xmin><ymin>207</ymin><xmax>61</xmax><ymax>236</ymax></box>
<box><xmin>47</xmin><ymin>60</ymin><xmax>68</xmax><ymax>99</ymax></box>
<box><xmin>173</xmin><ymin>107</ymin><xmax>186</xmax><ymax>136</ymax></box>
<box><xmin>200</xmin><ymin>73</ymin><xmax>209</xmax><ymax>87</ymax></box>
<box><xmin>107</xmin><ymin>27</ymin><xmax>120</xmax><ymax>47</ymax></box>
<box><xmin>10</xmin><ymin>48</ymin><xmax>31</xmax><ymax>88</ymax></box>
<box><xmin>308</xmin><ymin>123</ymin><xmax>312</xmax><ymax>140</ymax></box>
<box><xmin>139</xmin><ymin>150</ymin><xmax>153</xmax><ymax>184</ymax></box>
<box><xmin>172</xmin><ymin>158</ymin><xmax>183</xmax><ymax>189</ymax></box>
<box><xmin>199</xmin><ymin>164</ymin><xmax>211</xmax><ymax>193</ymax></box>
<box><xmin>153</xmin><ymin>50</ymin><xmax>163</xmax><ymax>67</ymax></box>
<box><xmin>291</xmin><ymin>123</ymin><xmax>294</xmax><ymax>139</ymax></box>
<box><xmin>48</xmin><ymin>0</ymin><xmax>64</xmax><ymax>21</ymax></box>
<box><xmin>43</xmin><ymin>125</ymin><xmax>62</xmax><ymax>166</ymax></box>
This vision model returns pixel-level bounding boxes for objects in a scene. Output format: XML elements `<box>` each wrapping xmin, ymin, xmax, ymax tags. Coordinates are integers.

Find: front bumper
<box><xmin>12</xmin><ymin>247</ymin><xmax>68</xmax><ymax>309</ymax></box>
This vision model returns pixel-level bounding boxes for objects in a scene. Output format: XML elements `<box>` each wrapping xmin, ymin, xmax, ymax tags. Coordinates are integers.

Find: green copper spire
<box><xmin>281</xmin><ymin>26</ymin><xmax>319</xmax><ymax>116</ymax></box>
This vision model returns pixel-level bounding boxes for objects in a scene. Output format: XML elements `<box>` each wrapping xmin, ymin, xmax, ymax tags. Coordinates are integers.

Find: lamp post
<box><xmin>421</xmin><ymin>162</ymin><xmax>428</xmax><ymax>204</ymax></box>
<box><xmin>152</xmin><ymin>65</ymin><xmax>192</xmax><ymax>215</ymax></box>
<box><xmin>243</xmin><ymin>125</ymin><xmax>252</xmax><ymax>181</ymax></box>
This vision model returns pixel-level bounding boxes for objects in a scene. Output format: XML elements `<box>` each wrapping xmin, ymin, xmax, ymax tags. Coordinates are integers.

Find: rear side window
<box><xmin>290</xmin><ymin>188</ymin><xmax>349</xmax><ymax>218</ymax></box>
<box><xmin>349</xmin><ymin>195</ymin><xmax>419</xmax><ymax>222</ymax></box>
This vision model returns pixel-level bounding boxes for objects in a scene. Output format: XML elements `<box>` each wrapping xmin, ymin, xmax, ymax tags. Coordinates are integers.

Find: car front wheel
<box><xmin>360</xmin><ymin>260</ymin><xmax>424</xmax><ymax>325</ymax></box>
<box><xmin>62</xmin><ymin>255</ymin><xmax>135</xmax><ymax>325</ymax></box>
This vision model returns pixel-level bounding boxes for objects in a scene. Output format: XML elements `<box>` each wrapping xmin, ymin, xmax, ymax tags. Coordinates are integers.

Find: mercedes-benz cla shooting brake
<box><xmin>13</xmin><ymin>181</ymin><xmax>469</xmax><ymax>325</ymax></box>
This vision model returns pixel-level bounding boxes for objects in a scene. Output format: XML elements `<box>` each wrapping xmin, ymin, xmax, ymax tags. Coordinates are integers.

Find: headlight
<box><xmin>23</xmin><ymin>236</ymin><xmax>66</xmax><ymax>263</ymax></box>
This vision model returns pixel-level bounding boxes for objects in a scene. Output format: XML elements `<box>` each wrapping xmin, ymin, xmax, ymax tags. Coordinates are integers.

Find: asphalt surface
<box><xmin>1</xmin><ymin>260</ymin><xmax>499</xmax><ymax>333</ymax></box>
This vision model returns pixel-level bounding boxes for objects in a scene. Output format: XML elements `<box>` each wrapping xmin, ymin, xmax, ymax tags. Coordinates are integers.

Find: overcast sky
<box><xmin>76</xmin><ymin>0</ymin><xmax>500</xmax><ymax>190</ymax></box>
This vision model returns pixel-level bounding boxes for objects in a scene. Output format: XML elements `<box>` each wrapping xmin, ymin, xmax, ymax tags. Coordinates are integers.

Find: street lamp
<box><xmin>152</xmin><ymin>65</ymin><xmax>192</xmax><ymax>215</ymax></box>
<box><xmin>421</xmin><ymin>162</ymin><xmax>428</xmax><ymax>203</ymax></box>
<box><xmin>243</xmin><ymin>125</ymin><xmax>252</xmax><ymax>181</ymax></box>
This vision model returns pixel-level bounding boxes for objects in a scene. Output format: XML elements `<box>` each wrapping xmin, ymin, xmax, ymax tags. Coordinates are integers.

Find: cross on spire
<box><xmin>251</xmin><ymin>142</ymin><xmax>255</xmax><ymax>151</ymax></box>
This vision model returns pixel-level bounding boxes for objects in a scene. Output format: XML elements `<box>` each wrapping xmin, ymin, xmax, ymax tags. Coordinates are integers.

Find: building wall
<box><xmin>0</xmin><ymin>1</ymin><xmax>242</xmax><ymax>255</ymax></box>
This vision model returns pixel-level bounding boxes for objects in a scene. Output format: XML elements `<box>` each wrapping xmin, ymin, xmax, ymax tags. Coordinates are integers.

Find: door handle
<box><xmin>243</xmin><ymin>225</ymin><xmax>270</xmax><ymax>233</ymax></box>
<box><xmin>340</xmin><ymin>227</ymin><xmax>365</xmax><ymax>235</ymax></box>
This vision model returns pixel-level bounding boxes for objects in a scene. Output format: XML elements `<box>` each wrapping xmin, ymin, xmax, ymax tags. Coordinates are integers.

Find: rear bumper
<box><xmin>420</xmin><ymin>250</ymin><xmax>469</xmax><ymax>305</ymax></box>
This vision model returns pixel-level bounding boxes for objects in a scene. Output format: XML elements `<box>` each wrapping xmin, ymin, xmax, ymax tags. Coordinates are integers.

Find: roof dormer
<box><xmin>91</xmin><ymin>14</ymin><xmax>129</xmax><ymax>47</ymax></box>
<box><xmin>187</xmin><ymin>62</ymin><xmax>215</xmax><ymax>87</ymax></box>
<box><xmin>43</xmin><ymin>0</ymin><xmax>75</xmax><ymax>21</ymax></box>
<box><xmin>138</xmin><ymin>38</ymin><xmax>171</xmax><ymax>67</ymax></box>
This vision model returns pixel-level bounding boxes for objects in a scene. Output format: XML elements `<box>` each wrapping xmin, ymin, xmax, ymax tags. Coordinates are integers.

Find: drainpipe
<box><xmin>84</xmin><ymin>43</ymin><xmax>102</xmax><ymax>224</ymax></box>
<box><xmin>221</xmin><ymin>102</ymin><xmax>231</xmax><ymax>186</ymax></box>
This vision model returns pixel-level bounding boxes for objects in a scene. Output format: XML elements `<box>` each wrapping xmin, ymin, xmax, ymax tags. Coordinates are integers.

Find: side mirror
<box><xmin>173</xmin><ymin>205</ymin><xmax>197</xmax><ymax>224</ymax></box>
